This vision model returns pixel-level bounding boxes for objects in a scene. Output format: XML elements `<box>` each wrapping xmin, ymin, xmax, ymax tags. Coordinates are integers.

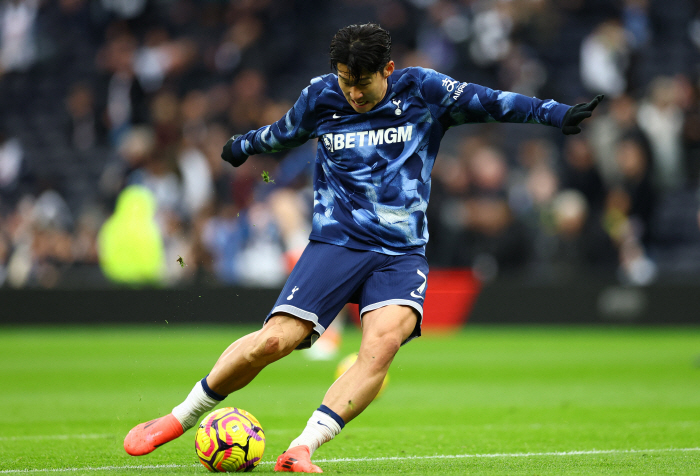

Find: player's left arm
<box><xmin>418</xmin><ymin>69</ymin><xmax>602</xmax><ymax>133</ymax></box>
<box><xmin>221</xmin><ymin>84</ymin><xmax>318</xmax><ymax>167</ymax></box>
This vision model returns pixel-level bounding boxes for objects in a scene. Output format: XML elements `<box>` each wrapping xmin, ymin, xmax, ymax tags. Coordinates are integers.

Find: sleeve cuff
<box><xmin>229</xmin><ymin>137</ymin><xmax>249</xmax><ymax>167</ymax></box>
<box><xmin>551</xmin><ymin>104</ymin><xmax>572</xmax><ymax>129</ymax></box>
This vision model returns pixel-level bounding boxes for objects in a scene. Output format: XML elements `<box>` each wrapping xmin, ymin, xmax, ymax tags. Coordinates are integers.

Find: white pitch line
<box><xmin>0</xmin><ymin>447</ymin><xmax>699</xmax><ymax>473</ymax></box>
<box><xmin>313</xmin><ymin>447</ymin><xmax>700</xmax><ymax>463</ymax></box>
<box><xmin>0</xmin><ymin>464</ymin><xmax>199</xmax><ymax>474</ymax></box>
<box><xmin>0</xmin><ymin>434</ymin><xmax>113</xmax><ymax>442</ymax></box>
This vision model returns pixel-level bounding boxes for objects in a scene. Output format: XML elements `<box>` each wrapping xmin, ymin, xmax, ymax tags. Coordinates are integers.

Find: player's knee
<box><xmin>380</xmin><ymin>337</ymin><xmax>402</xmax><ymax>361</ymax></box>
<box><xmin>246</xmin><ymin>334</ymin><xmax>287</xmax><ymax>365</ymax></box>
<box><xmin>262</xmin><ymin>335</ymin><xmax>283</xmax><ymax>356</ymax></box>
<box><xmin>364</xmin><ymin>335</ymin><xmax>401</xmax><ymax>370</ymax></box>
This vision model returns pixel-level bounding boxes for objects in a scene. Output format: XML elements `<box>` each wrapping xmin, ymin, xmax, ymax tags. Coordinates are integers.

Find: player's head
<box><xmin>330</xmin><ymin>23</ymin><xmax>395</xmax><ymax>113</ymax></box>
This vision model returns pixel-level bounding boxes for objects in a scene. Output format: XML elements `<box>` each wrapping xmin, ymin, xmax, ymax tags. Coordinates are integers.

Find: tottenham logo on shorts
<box><xmin>410</xmin><ymin>270</ymin><xmax>427</xmax><ymax>300</ymax></box>
<box><xmin>287</xmin><ymin>286</ymin><xmax>299</xmax><ymax>300</ymax></box>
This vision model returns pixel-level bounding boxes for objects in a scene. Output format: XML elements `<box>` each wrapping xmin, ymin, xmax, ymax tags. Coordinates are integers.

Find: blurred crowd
<box><xmin>1</xmin><ymin>0</ymin><xmax>700</xmax><ymax>289</ymax></box>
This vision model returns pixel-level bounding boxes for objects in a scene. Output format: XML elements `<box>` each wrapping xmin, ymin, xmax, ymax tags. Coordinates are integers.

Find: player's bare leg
<box><xmin>124</xmin><ymin>314</ymin><xmax>314</xmax><ymax>456</ymax></box>
<box><xmin>323</xmin><ymin>305</ymin><xmax>417</xmax><ymax>422</ymax></box>
<box><xmin>206</xmin><ymin>314</ymin><xmax>314</xmax><ymax>395</ymax></box>
<box><xmin>275</xmin><ymin>305</ymin><xmax>417</xmax><ymax>473</ymax></box>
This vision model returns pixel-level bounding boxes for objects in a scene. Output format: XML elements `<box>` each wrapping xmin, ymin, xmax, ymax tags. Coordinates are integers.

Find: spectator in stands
<box><xmin>508</xmin><ymin>138</ymin><xmax>559</xmax><ymax>223</ymax></box>
<box><xmin>71</xmin><ymin>206</ymin><xmax>102</xmax><ymax>268</ymax></box>
<box><xmin>463</xmin><ymin>196</ymin><xmax>533</xmax><ymax>281</ymax></box>
<box><xmin>98</xmin><ymin>125</ymin><xmax>155</xmax><ymax>210</ymax></box>
<box><xmin>178</xmin><ymin>90</ymin><xmax>215</xmax><ymax>221</ymax></box>
<box><xmin>160</xmin><ymin>208</ymin><xmax>197</xmax><ymax>286</ymax></box>
<box><xmin>680</xmin><ymin>74</ymin><xmax>700</xmax><ymax>183</ymax></box>
<box><xmin>200</xmin><ymin>199</ymin><xmax>244</xmax><ymax>285</ymax></box>
<box><xmin>0</xmin><ymin>0</ymin><xmax>39</xmax><ymax>75</ymax></box>
<box><xmin>234</xmin><ymin>200</ymin><xmax>286</xmax><ymax>287</ymax></box>
<box><xmin>1</xmin><ymin>186</ymin><xmax>75</xmax><ymax>288</ymax></box>
<box><xmin>0</xmin><ymin>127</ymin><xmax>24</xmax><ymax>207</ymax></box>
<box><xmin>97</xmin><ymin>185</ymin><xmax>165</xmax><ymax>286</ymax></box>
<box><xmin>536</xmin><ymin>189</ymin><xmax>618</xmax><ymax>280</ymax></box>
<box><xmin>622</xmin><ymin>0</ymin><xmax>651</xmax><ymax>50</ymax></box>
<box><xmin>99</xmin><ymin>0</ymin><xmax>147</xmax><ymax>19</ymax></box>
<box><xmin>468</xmin><ymin>1</ymin><xmax>512</xmax><ymax>69</ymax></box>
<box><xmin>4</xmin><ymin>196</ymin><xmax>33</xmax><ymax>287</ymax></box>
<box><xmin>65</xmin><ymin>81</ymin><xmax>104</xmax><ymax>151</ymax></box>
<box><xmin>95</xmin><ymin>28</ymin><xmax>149</xmax><ymax>146</ymax></box>
<box><xmin>0</xmin><ymin>214</ymin><xmax>9</xmax><ymax>286</ymax></box>
<box><xmin>612</xmin><ymin>138</ymin><xmax>656</xmax><ymax>245</ymax></box>
<box><xmin>561</xmin><ymin>136</ymin><xmax>607</xmax><ymax>213</ymax></box>
<box><xmin>588</xmin><ymin>94</ymin><xmax>651</xmax><ymax>188</ymax></box>
<box><xmin>580</xmin><ymin>20</ymin><xmax>630</xmax><ymax>98</ymax></box>
<box><xmin>637</xmin><ymin>76</ymin><xmax>685</xmax><ymax>191</ymax></box>
<box><xmin>226</xmin><ymin>69</ymin><xmax>270</xmax><ymax>132</ymax></box>
<box><xmin>429</xmin><ymin>142</ymin><xmax>533</xmax><ymax>279</ymax></box>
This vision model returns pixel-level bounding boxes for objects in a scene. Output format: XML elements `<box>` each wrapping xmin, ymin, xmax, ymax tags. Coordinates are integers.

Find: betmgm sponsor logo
<box><xmin>322</xmin><ymin>125</ymin><xmax>413</xmax><ymax>153</ymax></box>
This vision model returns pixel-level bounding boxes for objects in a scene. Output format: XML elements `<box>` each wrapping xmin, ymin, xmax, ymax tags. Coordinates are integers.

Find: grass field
<box><xmin>0</xmin><ymin>324</ymin><xmax>699</xmax><ymax>475</ymax></box>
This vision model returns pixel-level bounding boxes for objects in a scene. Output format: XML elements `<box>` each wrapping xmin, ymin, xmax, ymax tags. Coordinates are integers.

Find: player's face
<box><xmin>337</xmin><ymin>61</ymin><xmax>395</xmax><ymax>113</ymax></box>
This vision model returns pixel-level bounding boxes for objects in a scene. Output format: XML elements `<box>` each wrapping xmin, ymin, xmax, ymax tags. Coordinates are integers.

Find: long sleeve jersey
<box><xmin>229</xmin><ymin>67</ymin><xmax>571</xmax><ymax>255</ymax></box>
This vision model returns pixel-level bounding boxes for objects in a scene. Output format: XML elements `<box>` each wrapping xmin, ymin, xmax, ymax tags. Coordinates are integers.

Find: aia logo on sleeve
<box><xmin>441</xmin><ymin>78</ymin><xmax>467</xmax><ymax>100</ymax></box>
<box><xmin>441</xmin><ymin>78</ymin><xmax>458</xmax><ymax>92</ymax></box>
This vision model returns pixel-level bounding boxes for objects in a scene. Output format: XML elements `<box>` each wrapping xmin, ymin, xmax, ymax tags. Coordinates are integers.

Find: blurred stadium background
<box><xmin>1</xmin><ymin>0</ymin><xmax>700</xmax><ymax>326</ymax></box>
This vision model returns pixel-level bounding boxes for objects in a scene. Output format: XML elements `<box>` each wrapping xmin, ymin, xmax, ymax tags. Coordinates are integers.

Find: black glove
<box><xmin>561</xmin><ymin>94</ymin><xmax>604</xmax><ymax>135</ymax></box>
<box><xmin>221</xmin><ymin>134</ymin><xmax>248</xmax><ymax>167</ymax></box>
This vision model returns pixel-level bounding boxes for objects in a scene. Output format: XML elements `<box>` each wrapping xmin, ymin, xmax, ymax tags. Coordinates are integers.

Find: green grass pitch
<box><xmin>0</xmin><ymin>324</ymin><xmax>699</xmax><ymax>474</ymax></box>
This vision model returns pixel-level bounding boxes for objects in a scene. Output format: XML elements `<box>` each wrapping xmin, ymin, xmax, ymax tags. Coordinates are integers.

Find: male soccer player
<box><xmin>124</xmin><ymin>23</ymin><xmax>602</xmax><ymax>472</ymax></box>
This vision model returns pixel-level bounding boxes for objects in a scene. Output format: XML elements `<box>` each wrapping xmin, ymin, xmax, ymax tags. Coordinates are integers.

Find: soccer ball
<box><xmin>335</xmin><ymin>352</ymin><xmax>389</xmax><ymax>398</ymax></box>
<box><xmin>195</xmin><ymin>407</ymin><xmax>265</xmax><ymax>472</ymax></box>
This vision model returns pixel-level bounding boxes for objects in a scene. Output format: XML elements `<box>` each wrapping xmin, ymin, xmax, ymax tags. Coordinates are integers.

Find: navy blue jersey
<box><xmin>229</xmin><ymin>67</ymin><xmax>571</xmax><ymax>255</ymax></box>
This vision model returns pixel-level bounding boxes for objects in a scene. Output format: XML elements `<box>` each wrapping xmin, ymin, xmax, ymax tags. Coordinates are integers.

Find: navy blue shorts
<box><xmin>265</xmin><ymin>241</ymin><xmax>429</xmax><ymax>349</ymax></box>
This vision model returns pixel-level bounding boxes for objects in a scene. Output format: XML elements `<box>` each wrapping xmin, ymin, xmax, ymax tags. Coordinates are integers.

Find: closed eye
<box><xmin>340</xmin><ymin>78</ymin><xmax>371</xmax><ymax>87</ymax></box>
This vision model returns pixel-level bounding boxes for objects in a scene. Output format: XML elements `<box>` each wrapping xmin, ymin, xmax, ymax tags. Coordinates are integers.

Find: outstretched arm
<box><xmin>220</xmin><ymin>85</ymin><xmax>318</xmax><ymax>167</ymax></box>
<box><xmin>418</xmin><ymin>68</ymin><xmax>602</xmax><ymax>133</ymax></box>
<box><xmin>561</xmin><ymin>95</ymin><xmax>605</xmax><ymax>135</ymax></box>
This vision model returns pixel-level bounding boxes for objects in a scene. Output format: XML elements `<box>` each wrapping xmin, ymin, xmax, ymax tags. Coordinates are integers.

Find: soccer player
<box><xmin>124</xmin><ymin>23</ymin><xmax>602</xmax><ymax>472</ymax></box>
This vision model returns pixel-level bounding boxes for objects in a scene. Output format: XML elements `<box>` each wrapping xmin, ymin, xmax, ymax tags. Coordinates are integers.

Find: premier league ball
<box><xmin>195</xmin><ymin>407</ymin><xmax>265</xmax><ymax>472</ymax></box>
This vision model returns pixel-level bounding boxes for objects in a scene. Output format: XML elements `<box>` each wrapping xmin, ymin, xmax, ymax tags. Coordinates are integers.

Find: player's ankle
<box><xmin>288</xmin><ymin>405</ymin><xmax>344</xmax><ymax>456</ymax></box>
<box><xmin>172</xmin><ymin>376</ymin><xmax>226</xmax><ymax>431</ymax></box>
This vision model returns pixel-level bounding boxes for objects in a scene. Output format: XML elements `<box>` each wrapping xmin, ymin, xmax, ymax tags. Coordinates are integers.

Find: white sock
<box><xmin>288</xmin><ymin>410</ymin><xmax>343</xmax><ymax>456</ymax></box>
<box><xmin>171</xmin><ymin>380</ymin><xmax>221</xmax><ymax>431</ymax></box>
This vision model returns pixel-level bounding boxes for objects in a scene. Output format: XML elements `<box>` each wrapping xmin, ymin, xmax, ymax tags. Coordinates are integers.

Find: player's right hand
<box><xmin>221</xmin><ymin>134</ymin><xmax>248</xmax><ymax>167</ymax></box>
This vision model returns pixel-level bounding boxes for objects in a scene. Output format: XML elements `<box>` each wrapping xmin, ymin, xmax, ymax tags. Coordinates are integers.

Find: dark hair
<box><xmin>329</xmin><ymin>23</ymin><xmax>392</xmax><ymax>84</ymax></box>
